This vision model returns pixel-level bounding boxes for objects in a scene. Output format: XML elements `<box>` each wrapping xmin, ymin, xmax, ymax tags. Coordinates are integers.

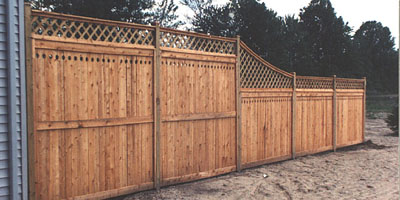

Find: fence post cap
<box><xmin>333</xmin><ymin>75</ymin><xmax>336</xmax><ymax>78</ymax></box>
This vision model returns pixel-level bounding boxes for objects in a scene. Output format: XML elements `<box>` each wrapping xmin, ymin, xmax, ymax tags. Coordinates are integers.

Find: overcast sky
<box><xmin>176</xmin><ymin>0</ymin><xmax>399</xmax><ymax>48</ymax></box>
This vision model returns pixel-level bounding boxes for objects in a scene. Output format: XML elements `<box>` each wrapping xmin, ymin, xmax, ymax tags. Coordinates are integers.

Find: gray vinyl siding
<box><xmin>0</xmin><ymin>0</ymin><xmax>27</xmax><ymax>199</ymax></box>
<box><xmin>0</xmin><ymin>1</ymin><xmax>9</xmax><ymax>198</ymax></box>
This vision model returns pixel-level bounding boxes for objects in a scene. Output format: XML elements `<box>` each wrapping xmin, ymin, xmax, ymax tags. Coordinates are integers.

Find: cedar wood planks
<box><xmin>240</xmin><ymin>91</ymin><xmax>292</xmax><ymax>167</ymax></box>
<box><xmin>159</xmin><ymin>54</ymin><xmax>237</xmax><ymax>184</ymax></box>
<box><xmin>32</xmin><ymin>41</ymin><xmax>155</xmax><ymax>199</ymax></box>
<box><xmin>29</xmin><ymin>23</ymin><xmax>364</xmax><ymax>200</ymax></box>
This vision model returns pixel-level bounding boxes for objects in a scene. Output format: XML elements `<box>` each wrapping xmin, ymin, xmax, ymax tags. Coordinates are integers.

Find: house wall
<box><xmin>0</xmin><ymin>0</ymin><xmax>27</xmax><ymax>199</ymax></box>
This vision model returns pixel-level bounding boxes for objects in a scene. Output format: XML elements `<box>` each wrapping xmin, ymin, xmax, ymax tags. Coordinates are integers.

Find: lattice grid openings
<box><xmin>240</xmin><ymin>48</ymin><xmax>292</xmax><ymax>88</ymax></box>
<box><xmin>336</xmin><ymin>79</ymin><xmax>364</xmax><ymax>89</ymax></box>
<box><xmin>31</xmin><ymin>14</ymin><xmax>154</xmax><ymax>45</ymax></box>
<box><xmin>160</xmin><ymin>30</ymin><xmax>235</xmax><ymax>54</ymax></box>
<box><xmin>296</xmin><ymin>77</ymin><xmax>333</xmax><ymax>89</ymax></box>
<box><xmin>30</xmin><ymin>11</ymin><xmax>366</xmax><ymax>91</ymax></box>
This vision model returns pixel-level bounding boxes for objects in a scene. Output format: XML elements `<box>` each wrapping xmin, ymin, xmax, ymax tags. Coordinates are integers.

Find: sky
<box><xmin>176</xmin><ymin>0</ymin><xmax>399</xmax><ymax>47</ymax></box>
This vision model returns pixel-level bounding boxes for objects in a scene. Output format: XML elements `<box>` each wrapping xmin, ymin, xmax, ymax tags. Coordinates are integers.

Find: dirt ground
<box><xmin>123</xmin><ymin>113</ymin><xmax>399</xmax><ymax>200</ymax></box>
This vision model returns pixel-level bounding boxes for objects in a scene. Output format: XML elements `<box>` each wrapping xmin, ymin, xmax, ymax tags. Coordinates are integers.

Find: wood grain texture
<box><xmin>154</xmin><ymin>22</ymin><xmax>161</xmax><ymax>190</ymax></box>
<box><xmin>295</xmin><ymin>91</ymin><xmax>334</xmax><ymax>155</ymax></box>
<box><xmin>159</xmin><ymin>55</ymin><xmax>236</xmax><ymax>183</ymax></box>
<box><xmin>31</xmin><ymin>41</ymin><xmax>154</xmax><ymax>199</ymax></box>
<box><xmin>240</xmin><ymin>91</ymin><xmax>292</xmax><ymax>166</ymax></box>
<box><xmin>28</xmin><ymin>11</ymin><xmax>366</xmax><ymax>199</ymax></box>
<box><xmin>336</xmin><ymin>92</ymin><xmax>364</xmax><ymax>147</ymax></box>
<box><xmin>235</xmin><ymin>36</ymin><xmax>242</xmax><ymax>171</ymax></box>
<box><xmin>25</xmin><ymin>4</ymin><xmax>36</xmax><ymax>200</ymax></box>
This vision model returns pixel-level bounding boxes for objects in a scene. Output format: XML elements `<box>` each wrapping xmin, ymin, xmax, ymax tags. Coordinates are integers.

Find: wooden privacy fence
<box><xmin>25</xmin><ymin>6</ymin><xmax>366</xmax><ymax>200</ymax></box>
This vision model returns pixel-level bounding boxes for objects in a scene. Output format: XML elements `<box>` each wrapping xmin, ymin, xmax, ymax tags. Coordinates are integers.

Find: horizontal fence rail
<box><xmin>26</xmin><ymin>9</ymin><xmax>366</xmax><ymax>200</ymax></box>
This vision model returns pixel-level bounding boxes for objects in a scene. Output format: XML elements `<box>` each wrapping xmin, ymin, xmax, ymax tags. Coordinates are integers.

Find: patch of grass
<box><xmin>366</xmin><ymin>112</ymin><xmax>377</xmax><ymax>119</ymax></box>
<box><xmin>366</xmin><ymin>95</ymin><xmax>398</xmax><ymax>114</ymax></box>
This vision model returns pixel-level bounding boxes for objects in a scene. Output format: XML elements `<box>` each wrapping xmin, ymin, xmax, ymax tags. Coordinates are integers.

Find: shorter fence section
<box><xmin>240</xmin><ymin>89</ymin><xmax>293</xmax><ymax>168</ymax></box>
<box><xmin>238</xmin><ymin>42</ymin><xmax>366</xmax><ymax>167</ymax></box>
<box><xmin>295</xmin><ymin>89</ymin><xmax>334</xmax><ymax>156</ymax></box>
<box><xmin>336</xmin><ymin>89</ymin><xmax>365</xmax><ymax>147</ymax></box>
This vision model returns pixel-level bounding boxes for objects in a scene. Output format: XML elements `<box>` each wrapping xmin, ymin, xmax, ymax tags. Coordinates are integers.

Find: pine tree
<box><xmin>150</xmin><ymin>0</ymin><xmax>183</xmax><ymax>28</ymax></box>
<box><xmin>299</xmin><ymin>0</ymin><xmax>352</xmax><ymax>76</ymax></box>
<box><xmin>27</xmin><ymin>0</ymin><xmax>182</xmax><ymax>27</ymax></box>
<box><xmin>180</xmin><ymin>0</ymin><xmax>235</xmax><ymax>36</ymax></box>
<box><xmin>183</xmin><ymin>0</ymin><xmax>287</xmax><ymax>68</ymax></box>
<box><xmin>353</xmin><ymin>21</ymin><xmax>398</xmax><ymax>93</ymax></box>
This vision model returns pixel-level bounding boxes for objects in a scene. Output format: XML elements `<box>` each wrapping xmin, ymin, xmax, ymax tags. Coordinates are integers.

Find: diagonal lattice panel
<box><xmin>296</xmin><ymin>76</ymin><xmax>333</xmax><ymax>89</ymax></box>
<box><xmin>336</xmin><ymin>78</ymin><xmax>364</xmax><ymax>89</ymax></box>
<box><xmin>31</xmin><ymin>12</ymin><xmax>154</xmax><ymax>45</ymax></box>
<box><xmin>160</xmin><ymin>30</ymin><xmax>236</xmax><ymax>54</ymax></box>
<box><xmin>240</xmin><ymin>47</ymin><xmax>292</xmax><ymax>88</ymax></box>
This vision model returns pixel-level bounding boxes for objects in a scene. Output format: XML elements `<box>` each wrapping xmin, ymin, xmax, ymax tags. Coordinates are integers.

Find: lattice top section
<box><xmin>31</xmin><ymin>11</ymin><xmax>155</xmax><ymax>45</ymax></box>
<box><xmin>30</xmin><ymin>11</ymin><xmax>366</xmax><ymax>89</ymax></box>
<box><xmin>296</xmin><ymin>76</ymin><xmax>333</xmax><ymax>89</ymax></box>
<box><xmin>240</xmin><ymin>44</ymin><xmax>292</xmax><ymax>88</ymax></box>
<box><xmin>160</xmin><ymin>28</ymin><xmax>236</xmax><ymax>54</ymax></box>
<box><xmin>336</xmin><ymin>78</ymin><xmax>365</xmax><ymax>89</ymax></box>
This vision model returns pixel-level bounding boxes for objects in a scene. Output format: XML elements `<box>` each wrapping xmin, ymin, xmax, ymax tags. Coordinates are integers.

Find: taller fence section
<box><xmin>25</xmin><ymin>8</ymin><xmax>366</xmax><ymax>200</ymax></box>
<box><xmin>28</xmin><ymin>10</ymin><xmax>156</xmax><ymax>199</ymax></box>
<box><xmin>26</xmin><ymin>9</ymin><xmax>239</xmax><ymax>199</ymax></box>
<box><xmin>158</xmin><ymin>29</ymin><xmax>237</xmax><ymax>186</ymax></box>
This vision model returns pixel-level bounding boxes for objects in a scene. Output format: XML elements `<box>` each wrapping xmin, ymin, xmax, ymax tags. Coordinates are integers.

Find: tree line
<box><xmin>27</xmin><ymin>0</ymin><xmax>398</xmax><ymax>94</ymax></box>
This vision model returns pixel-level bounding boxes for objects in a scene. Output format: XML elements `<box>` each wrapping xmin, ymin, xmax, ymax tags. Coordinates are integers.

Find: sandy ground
<box><xmin>123</xmin><ymin>113</ymin><xmax>399</xmax><ymax>200</ymax></box>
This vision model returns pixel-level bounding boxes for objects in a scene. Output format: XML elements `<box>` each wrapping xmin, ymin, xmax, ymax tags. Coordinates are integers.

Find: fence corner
<box><xmin>362</xmin><ymin>77</ymin><xmax>366</xmax><ymax>142</ymax></box>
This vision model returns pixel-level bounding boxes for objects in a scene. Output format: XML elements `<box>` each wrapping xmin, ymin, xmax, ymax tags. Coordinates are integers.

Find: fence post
<box><xmin>235</xmin><ymin>36</ymin><xmax>242</xmax><ymax>171</ymax></box>
<box><xmin>24</xmin><ymin>3</ymin><xmax>36</xmax><ymax>200</ymax></box>
<box><xmin>333</xmin><ymin>75</ymin><xmax>337</xmax><ymax>152</ymax></box>
<box><xmin>291</xmin><ymin>72</ymin><xmax>296</xmax><ymax>159</ymax></box>
<box><xmin>153</xmin><ymin>22</ymin><xmax>161</xmax><ymax>190</ymax></box>
<box><xmin>363</xmin><ymin>77</ymin><xmax>366</xmax><ymax>142</ymax></box>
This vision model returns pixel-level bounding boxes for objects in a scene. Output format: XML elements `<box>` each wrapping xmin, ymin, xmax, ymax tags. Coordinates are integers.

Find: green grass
<box><xmin>366</xmin><ymin>94</ymin><xmax>398</xmax><ymax>114</ymax></box>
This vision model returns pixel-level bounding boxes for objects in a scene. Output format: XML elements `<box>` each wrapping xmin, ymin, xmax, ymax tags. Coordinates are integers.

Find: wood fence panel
<box><xmin>27</xmin><ymin>10</ymin><xmax>367</xmax><ymax>199</ymax></box>
<box><xmin>160</xmin><ymin>53</ymin><xmax>237</xmax><ymax>185</ymax></box>
<box><xmin>240</xmin><ymin>90</ymin><xmax>293</xmax><ymax>168</ymax></box>
<box><xmin>32</xmin><ymin>40</ymin><xmax>154</xmax><ymax>199</ymax></box>
<box><xmin>336</xmin><ymin>90</ymin><xmax>364</xmax><ymax>147</ymax></box>
<box><xmin>295</xmin><ymin>90</ymin><xmax>333</xmax><ymax>156</ymax></box>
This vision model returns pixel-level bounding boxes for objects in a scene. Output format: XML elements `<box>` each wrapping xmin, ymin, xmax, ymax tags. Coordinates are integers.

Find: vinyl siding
<box><xmin>0</xmin><ymin>1</ymin><xmax>9</xmax><ymax>197</ymax></box>
<box><xmin>0</xmin><ymin>0</ymin><xmax>26</xmax><ymax>199</ymax></box>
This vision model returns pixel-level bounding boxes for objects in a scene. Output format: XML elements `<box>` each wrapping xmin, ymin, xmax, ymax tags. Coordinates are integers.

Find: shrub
<box><xmin>385</xmin><ymin>105</ymin><xmax>399</xmax><ymax>136</ymax></box>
